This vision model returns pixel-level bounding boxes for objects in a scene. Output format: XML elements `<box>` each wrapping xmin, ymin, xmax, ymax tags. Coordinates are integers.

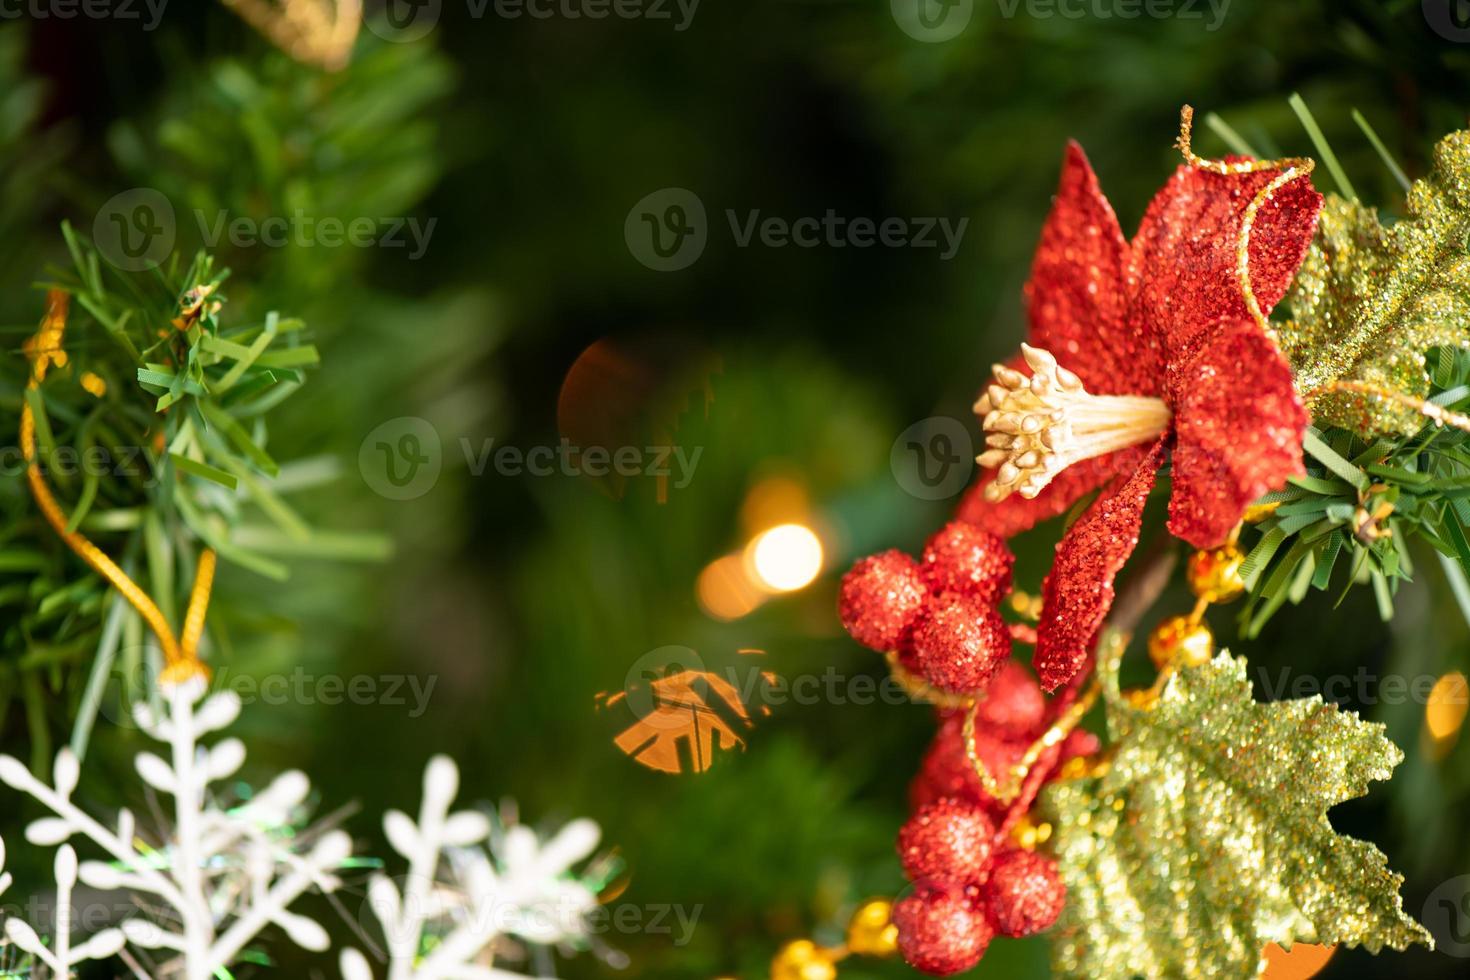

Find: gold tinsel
<box><xmin>1278</xmin><ymin>129</ymin><xmax>1470</xmax><ymax>437</ymax></box>
<box><xmin>1040</xmin><ymin>649</ymin><xmax>1430</xmax><ymax>979</ymax></box>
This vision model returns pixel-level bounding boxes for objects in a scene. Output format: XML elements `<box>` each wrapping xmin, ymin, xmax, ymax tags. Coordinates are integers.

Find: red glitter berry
<box><xmin>973</xmin><ymin>661</ymin><xmax>1047</xmax><ymax>737</ymax></box>
<box><xmin>985</xmin><ymin>849</ymin><xmax>1066</xmax><ymax>937</ymax></box>
<box><xmin>897</xmin><ymin>798</ymin><xmax>997</xmax><ymax>885</ymax></box>
<box><xmin>912</xmin><ymin>594</ymin><xmax>1010</xmax><ymax>695</ymax></box>
<box><xmin>921</xmin><ymin>522</ymin><xmax>1015</xmax><ymax>605</ymax></box>
<box><xmin>839</xmin><ymin>550</ymin><xmax>928</xmax><ymax>652</ymax></box>
<box><xmin>909</xmin><ymin>713</ymin><xmax>1028</xmax><ymax>818</ymax></box>
<box><xmin>893</xmin><ymin>881</ymin><xmax>993</xmax><ymax>976</ymax></box>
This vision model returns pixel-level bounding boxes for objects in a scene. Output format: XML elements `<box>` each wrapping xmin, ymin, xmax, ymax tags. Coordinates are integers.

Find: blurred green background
<box><xmin>2</xmin><ymin>0</ymin><xmax>1469</xmax><ymax>977</ymax></box>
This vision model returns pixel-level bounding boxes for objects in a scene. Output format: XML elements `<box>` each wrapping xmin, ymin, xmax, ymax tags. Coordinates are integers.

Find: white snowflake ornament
<box><xmin>340</xmin><ymin>756</ymin><xmax>604</xmax><ymax>980</ymax></box>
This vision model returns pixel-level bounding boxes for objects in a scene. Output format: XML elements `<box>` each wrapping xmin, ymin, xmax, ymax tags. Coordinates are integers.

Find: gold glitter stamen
<box><xmin>976</xmin><ymin>344</ymin><xmax>1171</xmax><ymax>501</ymax></box>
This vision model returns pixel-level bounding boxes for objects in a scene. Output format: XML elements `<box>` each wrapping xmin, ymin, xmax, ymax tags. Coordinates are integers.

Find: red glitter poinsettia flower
<box><xmin>958</xmin><ymin>136</ymin><xmax>1321</xmax><ymax>691</ymax></box>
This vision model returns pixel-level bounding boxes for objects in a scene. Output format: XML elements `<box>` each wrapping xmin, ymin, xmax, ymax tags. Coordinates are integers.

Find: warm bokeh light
<box><xmin>1260</xmin><ymin>942</ymin><xmax>1335</xmax><ymax>979</ymax></box>
<box><xmin>748</xmin><ymin>523</ymin><xmax>824</xmax><ymax>593</ymax></box>
<box><xmin>696</xmin><ymin>554</ymin><xmax>765</xmax><ymax>621</ymax></box>
<box><xmin>739</xmin><ymin>475</ymin><xmax>810</xmax><ymax>533</ymax></box>
<box><xmin>1426</xmin><ymin>670</ymin><xmax>1469</xmax><ymax>744</ymax></box>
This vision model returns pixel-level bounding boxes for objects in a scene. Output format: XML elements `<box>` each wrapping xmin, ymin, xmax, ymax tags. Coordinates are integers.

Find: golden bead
<box><xmin>1124</xmin><ymin>687</ymin><xmax>1160</xmax><ymax>710</ymax></box>
<box><xmin>1148</xmin><ymin>616</ymin><xmax>1214</xmax><ymax>670</ymax></box>
<box><xmin>845</xmin><ymin>899</ymin><xmax>899</xmax><ymax>957</ymax></box>
<box><xmin>1009</xmin><ymin>815</ymin><xmax>1054</xmax><ymax>851</ymax></box>
<box><xmin>772</xmin><ymin>940</ymin><xmax>838</xmax><ymax>980</ymax></box>
<box><xmin>1187</xmin><ymin>545</ymin><xmax>1247</xmax><ymax>603</ymax></box>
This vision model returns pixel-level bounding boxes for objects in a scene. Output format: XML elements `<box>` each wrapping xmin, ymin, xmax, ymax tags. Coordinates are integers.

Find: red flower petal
<box><xmin>1033</xmin><ymin>440</ymin><xmax>1166</xmax><ymax>692</ymax></box>
<box><xmin>957</xmin><ymin>451</ymin><xmax>1131</xmax><ymax>539</ymax></box>
<box><xmin>1026</xmin><ymin>142</ymin><xmax>1161</xmax><ymax>397</ymax></box>
<box><xmin>1131</xmin><ymin>162</ymin><xmax>1321</xmax><ymax>394</ymax></box>
<box><xmin>1168</xmin><ymin>318</ymin><xmax>1307</xmax><ymax>548</ymax></box>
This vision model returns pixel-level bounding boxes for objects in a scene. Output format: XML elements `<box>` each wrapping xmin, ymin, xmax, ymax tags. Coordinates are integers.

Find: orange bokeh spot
<box><xmin>697</xmin><ymin>554</ymin><xmax>765</xmax><ymax>621</ymax></box>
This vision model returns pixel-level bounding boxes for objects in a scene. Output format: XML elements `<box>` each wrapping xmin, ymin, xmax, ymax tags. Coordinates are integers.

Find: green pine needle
<box><xmin>1289</xmin><ymin>93</ymin><xmax>1358</xmax><ymax>201</ymax></box>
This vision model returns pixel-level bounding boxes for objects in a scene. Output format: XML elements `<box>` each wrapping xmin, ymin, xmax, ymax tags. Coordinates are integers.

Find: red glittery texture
<box><xmin>958</xmin><ymin>452</ymin><xmax>1129</xmax><ymax>539</ymax></box>
<box><xmin>1023</xmin><ymin>142</ymin><xmax>1163</xmax><ymax>397</ymax></box>
<box><xmin>920</xmin><ymin>521</ymin><xmax>1015</xmax><ymax>605</ymax></box>
<box><xmin>898</xmin><ymin>798</ymin><xmax>998</xmax><ymax>885</ymax></box>
<box><xmin>912</xmin><ymin>593</ymin><xmax>1011</xmax><ymax>695</ymax></box>
<box><xmin>973</xmin><ymin>661</ymin><xmax>1047</xmax><ymax>736</ymax></box>
<box><xmin>984</xmin><ymin>849</ymin><xmax>1066</xmax><ymax>938</ymax></box>
<box><xmin>894</xmin><ymin>881</ymin><xmax>994</xmax><ymax>977</ymax></box>
<box><xmin>1169</xmin><ymin>318</ymin><xmax>1308</xmax><ymax>547</ymax></box>
<box><xmin>838</xmin><ymin>550</ymin><xmax>928</xmax><ymax>653</ymax></box>
<box><xmin>961</xmin><ymin>142</ymin><xmax>1320</xmax><ymax>690</ymax></box>
<box><xmin>1035</xmin><ymin>441</ymin><xmax>1165</xmax><ymax>691</ymax></box>
<box><xmin>1134</xmin><ymin>157</ymin><xmax>1323</xmax><ymax>396</ymax></box>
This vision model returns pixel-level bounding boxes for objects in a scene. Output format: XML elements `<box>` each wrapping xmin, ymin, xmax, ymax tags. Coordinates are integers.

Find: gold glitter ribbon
<box><xmin>1182</xmin><ymin>108</ymin><xmax>1470</xmax><ymax>436</ymax></box>
<box><xmin>1176</xmin><ymin>104</ymin><xmax>1317</xmax><ymax>336</ymax></box>
<box><xmin>21</xmin><ymin>291</ymin><xmax>214</xmax><ymax>684</ymax></box>
<box><xmin>885</xmin><ymin>624</ymin><xmax>1111</xmax><ymax>806</ymax></box>
<box><xmin>962</xmin><ymin>677</ymin><xmax>1101</xmax><ymax>806</ymax></box>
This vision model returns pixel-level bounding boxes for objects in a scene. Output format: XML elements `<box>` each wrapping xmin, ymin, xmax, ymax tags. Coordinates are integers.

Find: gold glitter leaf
<box><xmin>1041</xmin><ymin>650</ymin><xmax>1430</xmax><ymax>979</ymax></box>
<box><xmin>1279</xmin><ymin>130</ymin><xmax>1470</xmax><ymax>437</ymax></box>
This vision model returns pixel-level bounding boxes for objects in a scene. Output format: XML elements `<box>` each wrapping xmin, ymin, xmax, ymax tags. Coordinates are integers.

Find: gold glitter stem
<box><xmin>21</xmin><ymin>290</ymin><xmax>213</xmax><ymax>683</ymax></box>
<box><xmin>963</xmin><ymin>676</ymin><xmax>1101</xmax><ymax>806</ymax></box>
<box><xmin>1307</xmin><ymin>380</ymin><xmax>1470</xmax><ymax>434</ymax></box>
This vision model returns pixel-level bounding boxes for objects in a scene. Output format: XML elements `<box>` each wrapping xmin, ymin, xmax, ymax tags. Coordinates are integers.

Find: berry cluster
<box><xmin>911</xmin><ymin>681</ymin><xmax>1099</xmax><ymax>819</ymax></box>
<box><xmin>838</xmin><ymin>522</ymin><xmax>1015</xmax><ymax>695</ymax></box>
<box><xmin>839</xmin><ymin>520</ymin><xmax>1093</xmax><ymax>975</ymax></box>
<box><xmin>892</xmin><ymin>798</ymin><xmax>1066</xmax><ymax>975</ymax></box>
